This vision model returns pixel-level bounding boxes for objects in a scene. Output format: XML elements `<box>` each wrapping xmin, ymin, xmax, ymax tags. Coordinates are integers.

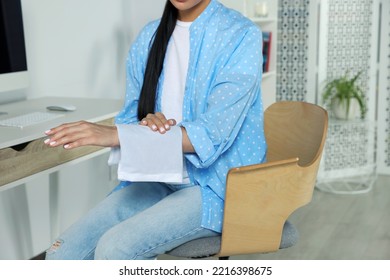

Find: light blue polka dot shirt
<box><xmin>115</xmin><ymin>0</ymin><xmax>267</xmax><ymax>233</ymax></box>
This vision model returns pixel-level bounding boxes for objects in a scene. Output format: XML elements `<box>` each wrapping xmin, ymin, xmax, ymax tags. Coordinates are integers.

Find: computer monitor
<box><xmin>0</xmin><ymin>0</ymin><xmax>28</xmax><ymax>104</ymax></box>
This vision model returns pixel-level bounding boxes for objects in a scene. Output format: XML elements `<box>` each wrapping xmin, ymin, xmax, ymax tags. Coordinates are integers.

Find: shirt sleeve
<box><xmin>181</xmin><ymin>26</ymin><xmax>263</xmax><ymax>168</ymax></box>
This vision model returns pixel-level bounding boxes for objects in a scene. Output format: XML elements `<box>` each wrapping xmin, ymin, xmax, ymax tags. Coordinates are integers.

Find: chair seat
<box><xmin>166</xmin><ymin>220</ymin><xmax>299</xmax><ymax>258</ymax></box>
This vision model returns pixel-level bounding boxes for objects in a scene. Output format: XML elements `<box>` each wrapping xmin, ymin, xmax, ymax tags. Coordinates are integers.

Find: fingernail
<box><xmin>45</xmin><ymin>130</ymin><xmax>51</xmax><ymax>134</ymax></box>
<box><xmin>152</xmin><ymin>125</ymin><xmax>157</xmax><ymax>131</ymax></box>
<box><xmin>44</xmin><ymin>139</ymin><xmax>50</xmax><ymax>144</ymax></box>
<box><xmin>165</xmin><ymin>124</ymin><xmax>170</xmax><ymax>130</ymax></box>
<box><xmin>64</xmin><ymin>144</ymin><xmax>70</xmax><ymax>149</ymax></box>
<box><xmin>159</xmin><ymin>127</ymin><xmax>166</xmax><ymax>133</ymax></box>
<box><xmin>49</xmin><ymin>141</ymin><xmax>57</xmax><ymax>146</ymax></box>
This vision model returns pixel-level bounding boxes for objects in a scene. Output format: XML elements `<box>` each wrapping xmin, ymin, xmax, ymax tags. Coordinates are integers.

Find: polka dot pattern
<box><xmin>114</xmin><ymin>0</ymin><xmax>267</xmax><ymax>233</ymax></box>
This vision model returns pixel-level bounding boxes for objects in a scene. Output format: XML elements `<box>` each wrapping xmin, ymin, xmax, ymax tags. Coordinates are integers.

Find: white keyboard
<box><xmin>0</xmin><ymin>112</ymin><xmax>64</xmax><ymax>128</ymax></box>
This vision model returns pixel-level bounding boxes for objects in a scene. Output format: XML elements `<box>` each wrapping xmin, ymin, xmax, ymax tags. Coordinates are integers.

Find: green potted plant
<box><xmin>322</xmin><ymin>71</ymin><xmax>367</xmax><ymax>120</ymax></box>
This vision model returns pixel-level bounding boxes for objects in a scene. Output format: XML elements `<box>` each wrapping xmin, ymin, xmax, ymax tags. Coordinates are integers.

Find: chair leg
<box><xmin>218</xmin><ymin>256</ymin><xmax>230</xmax><ymax>260</ymax></box>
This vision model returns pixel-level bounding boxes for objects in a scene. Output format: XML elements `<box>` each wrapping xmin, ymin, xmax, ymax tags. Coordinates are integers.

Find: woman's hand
<box><xmin>44</xmin><ymin>121</ymin><xmax>119</xmax><ymax>149</ymax></box>
<box><xmin>139</xmin><ymin>112</ymin><xmax>176</xmax><ymax>134</ymax></box>
<box><xmin>140</xmin><ymin>112</ymin><xmax>195</xmax><ymax>153</ymax></box>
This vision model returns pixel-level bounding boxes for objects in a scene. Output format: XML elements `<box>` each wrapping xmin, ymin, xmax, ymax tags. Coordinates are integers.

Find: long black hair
<box><xmin>137</xmin><ymin>1</ymin><xmax>178</xmax><ymax>120</ymax></box>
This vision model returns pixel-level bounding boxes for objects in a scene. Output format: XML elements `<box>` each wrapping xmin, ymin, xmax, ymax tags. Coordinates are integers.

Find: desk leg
<box><xmin>49</xmin><ymin>172</ymin><xmax>60</xmax><ymax>241</ymax></box>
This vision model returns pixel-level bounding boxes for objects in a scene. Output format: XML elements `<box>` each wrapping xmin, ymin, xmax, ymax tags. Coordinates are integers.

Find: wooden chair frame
<box><xmin>218</xmin><ymin>101</ymin><xmax>328</xmax><ymax>257</ymax></box>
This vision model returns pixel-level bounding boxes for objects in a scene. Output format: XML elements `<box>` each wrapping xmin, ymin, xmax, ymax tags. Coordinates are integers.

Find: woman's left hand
<box><xmin>139</xmin><ymin>112</ymin><xmax>176</xmax><ymax>134</ymax></box>
<box><xmin>44</xmin><ymin>121</ymin><xmax>119</xmax><ymax>149</ymax></box>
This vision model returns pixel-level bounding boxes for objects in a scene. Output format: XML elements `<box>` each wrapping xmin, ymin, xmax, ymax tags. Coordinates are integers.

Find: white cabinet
<box><xmin>219</xmin><ymin>0</ymin><xmax>277</xmax><ymax>109</ymax></box>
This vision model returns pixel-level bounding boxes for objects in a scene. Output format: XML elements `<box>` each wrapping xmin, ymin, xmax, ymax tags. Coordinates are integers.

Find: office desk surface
<box><xmin>0</xmin><ymin>97</ymin><xmax>123</xmax><ymax>149</ymax></box>
<box><xmin>0</xmin><ymin>97</ymin><xmax>123</xmax><ymax>188</ymax></box>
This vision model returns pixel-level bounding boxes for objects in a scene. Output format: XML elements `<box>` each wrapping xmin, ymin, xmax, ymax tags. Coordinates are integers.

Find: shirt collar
<box><xmin>190</xmin><ymin>0</ymin><xmax>220</xmax><ymax>30</ymax></box>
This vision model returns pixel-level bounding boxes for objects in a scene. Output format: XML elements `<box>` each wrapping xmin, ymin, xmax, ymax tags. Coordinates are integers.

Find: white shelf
<box><xmin>249</xmin><ymin>17</ymin><xmax>277</xmax><ymax>23</ymax></box>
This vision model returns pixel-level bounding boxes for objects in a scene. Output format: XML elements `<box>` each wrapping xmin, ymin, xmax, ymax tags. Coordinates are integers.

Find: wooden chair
<box><xmin>166</xmin><ymin>101</ymin><xmax>328</xmax><ymax>259</ymax></box>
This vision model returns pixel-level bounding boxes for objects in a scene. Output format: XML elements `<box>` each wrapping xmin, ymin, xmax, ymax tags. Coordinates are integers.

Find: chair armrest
<box><xmin>219</xmin><ymin>157</ymin><xmax>315</xmax><ymax>257</ymax></box>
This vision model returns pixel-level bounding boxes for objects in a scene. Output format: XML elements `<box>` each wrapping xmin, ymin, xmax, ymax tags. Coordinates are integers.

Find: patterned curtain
<box><xmin>276</xmin><ymin>0</ymin><xmax>310</xmax><ymax>101</ymax></box>
<box><xmin>378</xmin><ymin>0</ymin><xmax>390</xmax><ymax>173</ymax></box>
<box><xmin>277</xmin><ymin>0</ymin><xmax>390</xmax><ymax>178</ymax></box>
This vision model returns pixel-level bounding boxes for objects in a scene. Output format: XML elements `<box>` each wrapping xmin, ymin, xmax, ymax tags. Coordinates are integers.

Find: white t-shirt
<box><xmin>161</xmin><ymin>20</ymin><xmax>192</xmax><ymax>184</ymax></box>
<box><xmin>161</xmin><ymin>20</ymin><xmax>191</xmax><ymax>122</ymax></box>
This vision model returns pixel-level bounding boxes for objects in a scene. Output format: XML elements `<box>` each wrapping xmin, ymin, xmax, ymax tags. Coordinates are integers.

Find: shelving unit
<box><xmin>219</xmin><ymin>0</ymin><xmax>277</xmax><ymax>109</ymax></box>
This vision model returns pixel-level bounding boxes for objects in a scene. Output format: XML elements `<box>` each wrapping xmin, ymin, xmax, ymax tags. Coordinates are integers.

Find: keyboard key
<box><xmin>0</xmin><ymin>112</ymin><xmax>64</xmax><ymax>128</ymax></box>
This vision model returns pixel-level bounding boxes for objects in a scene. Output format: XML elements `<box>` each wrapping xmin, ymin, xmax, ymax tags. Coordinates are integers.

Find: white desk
<box><xmin>0</xmin><ymin>97</ymin><xmax>123</xmax><ymax>190</ymax></box>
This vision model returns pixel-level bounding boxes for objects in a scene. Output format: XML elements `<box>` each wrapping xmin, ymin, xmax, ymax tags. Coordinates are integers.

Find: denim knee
<box><xmin>94</xmin><ymin>228</ymin><xmax>152</xmax><ymax>260</ymax></box>
<box><xmin>45</xmin><ymin>238</ymin><xmax>95</xmax><ymax>260</ymax></box>
<box><xmin>45</xmin><ymin>239</ymin><xmax>64</xmax><ymax>260</ymax></box>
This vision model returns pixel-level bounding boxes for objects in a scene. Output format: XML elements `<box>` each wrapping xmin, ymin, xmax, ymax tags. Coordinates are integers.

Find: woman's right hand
<box><xmin>139</xmin><ymin>112</ymin><xmax>176</xmax><ymax>134</ymax></box>
<box><xmin>44</xmin><ymin>121</ymin><xmax>119</xmax><ymax>149</ymax></box>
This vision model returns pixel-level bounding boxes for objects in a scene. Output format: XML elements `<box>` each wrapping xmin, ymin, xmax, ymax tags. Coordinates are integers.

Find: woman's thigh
<box><xmin>94</xmin><ymin>185</ymin><xmax>220</xmax><ymax>260</ymax></box>
<box><xmin>46</xmin><ymin>182</ymin><xmax>172</xmax><ymax>260</ymax></box>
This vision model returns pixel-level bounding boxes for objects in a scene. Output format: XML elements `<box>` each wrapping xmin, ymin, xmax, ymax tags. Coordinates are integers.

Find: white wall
<box><xmin>23</xmin><ymin>0</ymin><xmax>127</xmax><ymax>100</ymax></box>
<box><xmin>0</xmin><ymin>0</ymin><xmax>166</xmax><ymax>260</ymax></box>
<box><xmin>21</xmin><ymin>0</ymin><xmax>165</xmax><ymax>100</ymax></box>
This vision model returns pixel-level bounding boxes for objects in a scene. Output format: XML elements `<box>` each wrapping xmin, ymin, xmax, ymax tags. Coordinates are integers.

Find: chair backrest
<box><xmin>265</xmin><ymin>101</ymin><xmax>328</xmax><ymax>167</ymax></box>
<box><xmin>219</xmin><ymin>101</ymin><xmax>328</xmax><ymax>257</ymax></box>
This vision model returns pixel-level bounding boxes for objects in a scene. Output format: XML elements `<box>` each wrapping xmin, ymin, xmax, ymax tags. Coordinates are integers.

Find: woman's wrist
<box><xmin>110</xmin><ymin>125</ymin><xmax>120</xmax><ymax>147</ymax></box>
<box><xmin>181</xmin><ymin>126</ymin><xmax>195</xmax><ymax>153</ymax></box>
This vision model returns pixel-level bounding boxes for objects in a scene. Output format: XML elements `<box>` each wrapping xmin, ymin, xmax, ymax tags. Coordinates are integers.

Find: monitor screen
<box><xmin>0</xmin><ymin>0</ymin><xmax>28</xmax><ymax>102</ymax></box>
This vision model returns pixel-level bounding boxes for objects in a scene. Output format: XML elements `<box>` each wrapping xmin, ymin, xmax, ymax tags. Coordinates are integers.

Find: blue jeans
<box><xmin>45</xmin><ymin>183</ymin><xmax>219</xmax><ymax>260</ymax></box>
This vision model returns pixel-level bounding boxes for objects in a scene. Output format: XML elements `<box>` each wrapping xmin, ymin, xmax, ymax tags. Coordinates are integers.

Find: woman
<box><xmin>44</xmin><ymin>0</ymin><xmax>266</xmax><ymax>260</ymax></box>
